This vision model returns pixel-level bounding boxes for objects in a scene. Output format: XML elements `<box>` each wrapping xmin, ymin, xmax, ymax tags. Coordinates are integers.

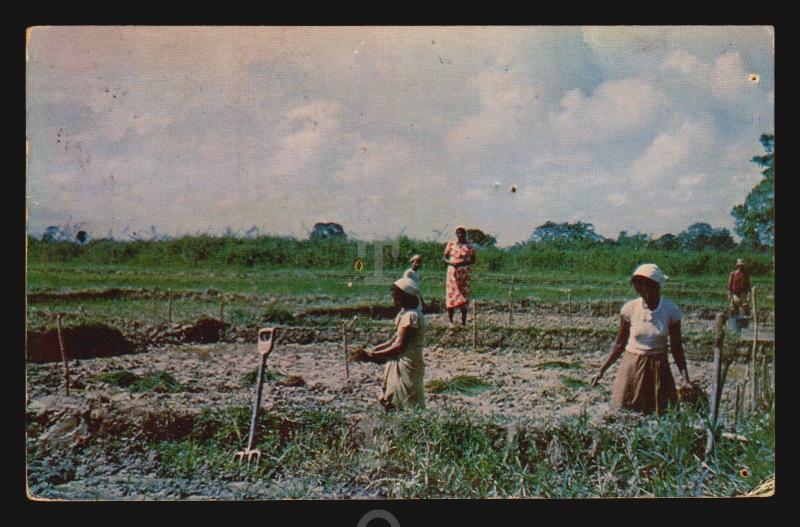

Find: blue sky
<box><xmin>26</xmin><ymin>26</ymin><xmax>774</xmax><ymax>247</ymax></box>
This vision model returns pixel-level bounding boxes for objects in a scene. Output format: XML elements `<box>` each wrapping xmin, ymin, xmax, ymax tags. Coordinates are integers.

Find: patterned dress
<box><xmin>444</xmin><ymin>240</ymin><xmax>476</xmax><ymax>309</ymax></box>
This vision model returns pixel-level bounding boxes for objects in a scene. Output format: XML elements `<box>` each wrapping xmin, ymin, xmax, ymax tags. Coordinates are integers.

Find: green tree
<box><xmin>677</xmin><ymin>223</ymin><xmax>736</xmax><ymax>251</ymax></box>
<box><xmin>617</xmin><ymin>230</ymin><xmax>651</xmax><ymax>248</ymax></box>
<box><xmin>529</xmin><ymin>221</ymin><xmax>606</xmax><ymax>244</ymax></box>
<box><xmin>732</xmin><ymin>134</ymin><xmax>774</xmax><ymax>248</ymax></box>
<box><xmin>649</xmin><ymin>233</ymin><xmax>679</xmax><ymax>250</ymax></box>
<box><xmin>466</xmin><ymin>228</ymin><xmax>497</xmax><ymax>248</ymax></box>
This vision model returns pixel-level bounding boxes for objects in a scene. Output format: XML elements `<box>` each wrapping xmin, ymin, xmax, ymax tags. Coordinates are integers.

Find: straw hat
<box><xmin>736</xmin><ymin>258</ymin><xmax>745</xmax><ymax>266</ymax></box>
<box><xmin>409</xmin><ymin>254</ymin><xmax>421</xmax><ymax>263</ymax></box>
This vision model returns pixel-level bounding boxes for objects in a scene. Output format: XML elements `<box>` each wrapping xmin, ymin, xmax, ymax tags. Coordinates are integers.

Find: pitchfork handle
<box><xmin>246</xmin><ymin>352</ymin><xmax>268</xmax><ymax>452</ymax></box>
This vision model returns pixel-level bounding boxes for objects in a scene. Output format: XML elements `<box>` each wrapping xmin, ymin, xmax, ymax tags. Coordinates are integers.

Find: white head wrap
<box><xmin>409</xmin><ymin>254</ymin><xmax>421</xmax><ymax>262</ymax></box>
<box><xmin>632</xmin><ymin>263</ymin><xmax>668</xmax><ymax>286</ymax></box>
<box><xmin>393</xmin><ymin>277</ymin><xmax>420</xmax><ymax>297</ymax></box>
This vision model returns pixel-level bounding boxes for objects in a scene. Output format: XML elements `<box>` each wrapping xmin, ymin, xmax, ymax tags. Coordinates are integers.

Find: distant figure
<box><xmin>443</xmin><ymin>226</ymin><xmax>476</xmax><ymax>326</ymax></box>
<box><xmin>403</xmin><ymin>254</ymin><xmax>424</xmax><ymax>308</ymax></box>
<box><xmin>728</xmin><ymin>258</ymin><xmax>751</xmax><ymax>317</ymax></box>
<box><xmin>590</xmin><ymin>264</ymin><xmax>692</xmax><ymax>415</ymax></box>
<box><xmin>364</xmin><ymin>278</ymin><xmax>427</xmax><ymax>411</ymax></box>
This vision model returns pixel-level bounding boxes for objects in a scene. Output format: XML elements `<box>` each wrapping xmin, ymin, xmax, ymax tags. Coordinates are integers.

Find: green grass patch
<box><xmin>241</xmin><ymin>367</ymin><xmax>289</xmax><ymax>386</ymax></box>
<box><xmin>560</xmin><ymin>375</ymin><xmax>591</xmax><ymax>390</ymax></box>
<box><xmin>96</xmin><ymin>369</ymin><xmax>184</xmax><ymax>393</ymax></box>
<box><xmin>537</xmin><ymin>360</ymin><xmax>584</xmax><ymax>371</ymax></box>
<box><xmin>426</xmin><ymin>375</ymin><xmax>492</xmax><ymax>395</ymax></box>
<box><xmin>146</xmin><ymin>402</ymin><xmax>774</xmax><ymax>498</ymax></box>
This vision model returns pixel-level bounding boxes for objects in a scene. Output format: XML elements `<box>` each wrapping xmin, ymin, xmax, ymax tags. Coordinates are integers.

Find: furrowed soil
<box><xmin>25</xmin><ymin>303</ymin><xmax>773</xmax><ymax>500</ymax></box>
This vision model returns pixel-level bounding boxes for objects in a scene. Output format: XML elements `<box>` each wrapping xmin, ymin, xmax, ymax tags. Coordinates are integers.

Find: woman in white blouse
<box><xmin>590</xmin><ymin>263</ymin><xmax>691</xmax><ymax>414</ymax></box>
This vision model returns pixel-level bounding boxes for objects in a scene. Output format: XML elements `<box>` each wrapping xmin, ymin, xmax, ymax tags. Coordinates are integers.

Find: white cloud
<box><xmin>663</xmin><ymin>50</ymin><xmax>756</xmax><ymax>105</ymax></box>
<box><xmin>549</xmin><ymin>78</ymin><xmax>667</xmax><ymax>143</ymax></box>
<box><xmin>606</xmin><ymin>193</ymin><xmax>628</xmax><ymax>207</ymax></box>
<box><xmin>271</xmin><ymin>100</ymin><xmax>348</xmax><ymax>179</ymax></box>
<box><xmin>629</xmin><ymin>118</ymin><xmax>715</xmax><ymax>189</ymax></box>
<box><xmin>677</xmin><ymin>174</ymin><xmax>705</xmax><ymax>187</ymax></box>
<box><xmin>445</xmin><ymin>71</ymin><xmax>543</xmax><ymax>154</ymax></box>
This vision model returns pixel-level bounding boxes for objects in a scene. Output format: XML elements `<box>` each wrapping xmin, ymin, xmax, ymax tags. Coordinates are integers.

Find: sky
<box><xmin>26</xmin><ymin>26</ymin><xmax>774</xmax><ymax>247</ymax></box>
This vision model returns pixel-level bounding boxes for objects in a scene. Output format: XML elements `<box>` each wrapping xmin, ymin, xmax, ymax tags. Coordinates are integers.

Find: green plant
<box><xmin>560</xmin><ymin>376</ymin><xmax>590</xmax><ymax>390</ymax></box>
<box><xmin>95</xmin><ymin>369</ymin><xmax>184</xmax><ymax>393</ymax></box>
<box><xmin>426</xmin><ymin>375</ymin><xmax>492</xmax><ymax>395</ymax></box>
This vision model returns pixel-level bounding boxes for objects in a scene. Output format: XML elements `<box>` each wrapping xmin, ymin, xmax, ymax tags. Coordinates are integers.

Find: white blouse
<box><xmin>620</xmin><ymin>297</ymin><xmax>682</xmax><ymax>355</ymax></box>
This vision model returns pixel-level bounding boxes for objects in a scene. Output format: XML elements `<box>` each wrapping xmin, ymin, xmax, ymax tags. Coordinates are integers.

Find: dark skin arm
<box><xmin>590</xmin><ymin>316</ymin><xmax>629</xmax><ymax>386</ymax></box>
<box><xmin>368</xmin><ymin>324</ymin><xmax>415</xmax><ymax>360</ymax></box>
<box><xmin>669</xmin><ymin>321</ymin><xmax>691</xmax><ymax>385</ymax></box>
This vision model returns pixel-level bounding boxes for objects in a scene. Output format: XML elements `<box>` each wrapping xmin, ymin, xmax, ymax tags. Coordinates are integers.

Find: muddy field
<box><xmin>25</xmin><ymin>304</ymin><xmax>772</xmax><ymax>500</ymax></box>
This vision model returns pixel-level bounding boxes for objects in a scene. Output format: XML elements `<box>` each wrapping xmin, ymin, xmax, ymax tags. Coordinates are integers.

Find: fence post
<box><xmin>473</xmin><ymin>299</ymin><xmax>478</xmax><ymax>350</ymax></box>
<box><xmin>341</xmin><ymin>321</ymin><xmax>350</xmax><ymax>383</ymax></box>
<box><xmin>55</xmin><ymin>314</ymin><xmax>71</xmax><ymax>396</ymax></box>
<box><xmin>167</xmin><ymin>288</ymin><xmax>173</xmax><ymax>325</ymax></box>
<box><xmin>750</xmin><ymin>286</ymin><xmax>758</xmax><ymax>411</ymax></box>
<box><xmin>508</xmin><ymin>276</ymin><xmax>515</xmax><ymax>327</ymax></box>
<box><xmin>705</xmin><ymin>313</ymin><xmax>727</xmax><ymax>457</ymax></box>
<box><xmin>567</xmin><ymin>289</ymin><xmax>572</xmax><ymax>320</ymax></box>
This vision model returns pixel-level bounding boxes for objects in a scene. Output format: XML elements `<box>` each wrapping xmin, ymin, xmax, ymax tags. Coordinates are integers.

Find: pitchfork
<box><xmin>233</xmin><ymin>327</ymin><xmax>277</xmax><ymax>466</ymax></box>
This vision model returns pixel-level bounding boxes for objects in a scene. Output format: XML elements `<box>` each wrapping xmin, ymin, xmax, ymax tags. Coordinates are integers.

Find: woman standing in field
<box><xmin>364</xmin><ymin>277</ymin><xmax>427</xmax><ymax>411</ymax></box>
<box><xmin>590</xmin><ymin>264</ymin><xmax>691</xmax><ymax>415</ymax></box>
<box><xmin>443</xmin><ymin>226</ymin><xmax>476</xmax><ymax>326</ymax></box>
<box><xmin>403</xmin><ymin>254</ymin><xmax>424</xmax><ymax>309</ymax></box>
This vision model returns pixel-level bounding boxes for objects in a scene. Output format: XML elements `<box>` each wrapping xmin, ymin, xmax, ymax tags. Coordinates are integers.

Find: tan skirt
<box><xmin>611</xmin><ymin>351</ymin><xmax>677</xmax><ymax>415</ymax></box>
<box><xmin>379</xmin><ymin>355</ymin><xmax>425</xmax><ymax>411</ymax></box>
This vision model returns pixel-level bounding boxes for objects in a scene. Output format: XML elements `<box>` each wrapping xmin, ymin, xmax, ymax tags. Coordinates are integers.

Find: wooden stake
<box><xmin>750</xmin><ymin>286</ymin><xmax>758</xmax><ymax>410</ymax></box>
<box><xmin>342</xmin><ymin>322</ymin><xmax>350</xmax><ymax>382</ymax></box>
<box><xmin>167</xmin><ymin>288</ymin><xmax>173</xmax><ymax>324</ymax></box>
<box><xmin>734</xmin><ymin>383</ymin><xmax>740</xmax><ymax>430</ymax></box>
<box><xmin>55</xmin><ymin>314</ymin><xmax>71</xmax><ymax>396</ymax></box>
<box><xmin>219</xmin><ymin>298</ymin><xmax>225</xmax><ymax>325</ymax></box>
<box><xmin>706</xmin><ymin>313</ymin><xmax>727</xmax><ymax>457</ymax></box>
<box><xmin>472</xmin><ymin>299</ymin><xmax>478</xmax><ymax>350</ymax></box>
<box><xmin>507</xmin><ymin>277</ymin><xmax>515</xmax><ymax>327</ymax></box>
<box><xmin>567</xmin><ymin>289</ymin><xmax>572</xmax><ymax>319</ymax></box>
<box><xmin>741</xmin><ymin>376</ymin><xmax>749</xmax><ymax>416</ymax></box>
<box><xmin>152</xmin><ymin>287</ymin><xmax>157</xmax><ymax>309</ymax></box>
<box><xmin>762</xmin><ymin>350</ymin><xmax>770</xmax><ymax>408</ymax></box>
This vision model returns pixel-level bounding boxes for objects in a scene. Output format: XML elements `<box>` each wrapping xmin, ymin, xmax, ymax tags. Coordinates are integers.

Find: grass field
<box><xmin>26</xmin><ymin>263</ymin><xmax>774</xmax><ymax>323</ymax></box>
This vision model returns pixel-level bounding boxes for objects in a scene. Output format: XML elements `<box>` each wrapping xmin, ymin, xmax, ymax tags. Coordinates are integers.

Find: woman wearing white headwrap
<box><xmin>443</xmin><ymin>226</ymin><xmax>476</xmax><ymax>325</ymax></box>
<box><xmin>590</xmin><ymin>264</ymin><xmax>691</xmax><ymax>414</ymax></box>
<box><xmin>365</xmin><ymin>277</ymin><xmax>427</xmax><ymax>410</ymax></box>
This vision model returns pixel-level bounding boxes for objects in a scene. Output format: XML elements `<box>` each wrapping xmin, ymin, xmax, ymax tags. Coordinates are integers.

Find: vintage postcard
<box><xmin>26</xmin><ymin>26</ymin><xmax>774</xmax><ymax>501</ymax></box>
